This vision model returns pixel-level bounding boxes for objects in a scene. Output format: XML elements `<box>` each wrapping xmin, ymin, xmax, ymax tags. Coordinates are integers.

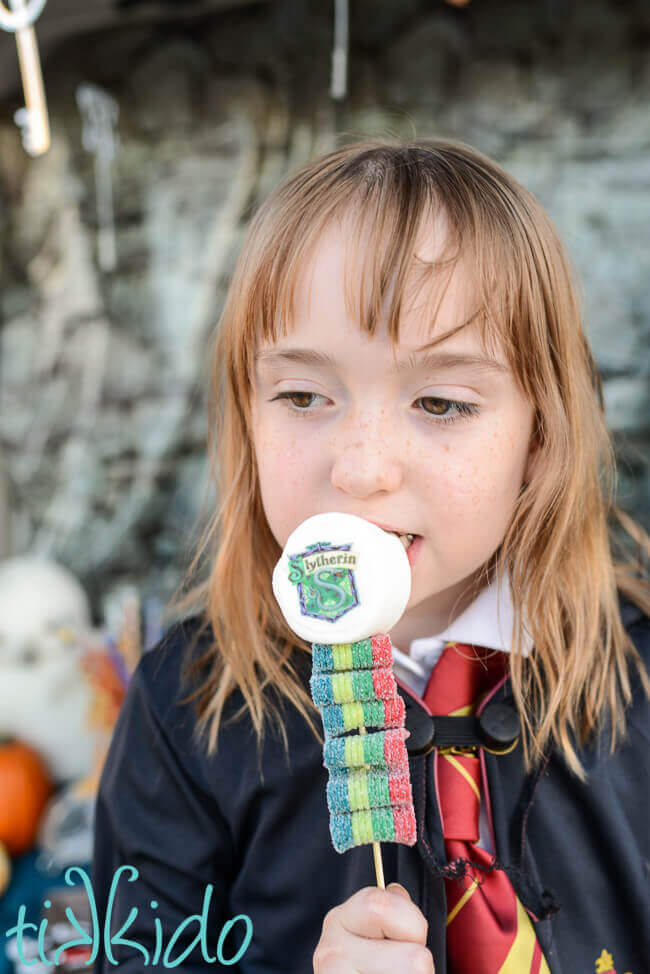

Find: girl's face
<box><xmin>252</xmin><ymin>220</ymin><xmax>539</xmax><ymax>646</ymax></box>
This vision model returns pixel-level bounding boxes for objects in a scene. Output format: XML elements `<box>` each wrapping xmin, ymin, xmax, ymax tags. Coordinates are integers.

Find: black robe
<box><xmin>91</xmin><ymin>595</ymin><xmax>650</xmax><ymax>973</ymax></box>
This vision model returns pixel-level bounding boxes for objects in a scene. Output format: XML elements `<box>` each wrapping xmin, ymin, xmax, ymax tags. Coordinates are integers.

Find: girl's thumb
<box><xmin>387</xmin><ymin>882</ymin><xmax>411</xmax><ymax>899</ymax></box>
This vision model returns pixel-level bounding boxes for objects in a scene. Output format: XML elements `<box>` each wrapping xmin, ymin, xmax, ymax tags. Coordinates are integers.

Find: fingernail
<box><xmin>387</xmin><ymin>882</ymin><xmax>411</xmax><ymax>898</ymax></box>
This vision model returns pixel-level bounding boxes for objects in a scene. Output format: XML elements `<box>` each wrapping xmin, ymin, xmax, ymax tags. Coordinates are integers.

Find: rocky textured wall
<box><xmin>0</xmin><ymin>0</ymin><xmax>648</xmax><ymax>618</ymax></box>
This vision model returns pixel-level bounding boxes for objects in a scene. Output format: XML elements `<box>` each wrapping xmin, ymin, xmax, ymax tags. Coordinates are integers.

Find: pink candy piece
<box><xmin>388</xmin><ymin>770</ymin><xmax>413</xmax><ymax>807</ymax></box>
<box><xmin>383</xmin><ymin>695</ymin><xmax>406</xmax><ymax>727</ymax></box>
<box><xmin>370</xmin><ymin>634</ymin><xmax>393</xmax><ymax>668</ymax></box>
<box><xmin>393</xmin><ymin>805</ymin><xmax>417</xmax><ymax>844</ymax></box>
<box><xmin>372</xmin><ymin>668</ymin><xmax>398</xmax><ymax>701</ymax></box>
<box><xmin>383</xmin><ymin>728</ymin><xmax>409</xmax><ymax>770</ymax></box>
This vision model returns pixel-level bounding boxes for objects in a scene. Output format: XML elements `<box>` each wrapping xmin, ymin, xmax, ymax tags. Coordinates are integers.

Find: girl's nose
<box><xmin>330</xmin><ymin>414</ymin><xmax>403</xmax><ymax>497</ymax></box>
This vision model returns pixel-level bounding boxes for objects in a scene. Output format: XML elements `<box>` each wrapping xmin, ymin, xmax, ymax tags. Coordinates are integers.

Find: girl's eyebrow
<box><xmin>255</xmin><ymin>347</ymin><xmax>509</xmax><ymax>375</ymax></box>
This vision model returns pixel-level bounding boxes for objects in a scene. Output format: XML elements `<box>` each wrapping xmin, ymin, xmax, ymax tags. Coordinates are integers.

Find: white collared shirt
<box><xmin>390</xmin><ymin>570</ymin><xmax>533</xmax><ymax>855</ymax></box>
<box><xmin>391</xmin><ymin>569</ymin><xmax>533</xmax><ymax>697</ymax></box>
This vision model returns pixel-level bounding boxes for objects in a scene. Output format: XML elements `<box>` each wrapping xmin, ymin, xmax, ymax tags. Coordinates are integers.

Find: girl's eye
<box><xmin>271</xmin><ymin>391</ymin><xmax>480</xmax><ymax>426</ymax></box>
<box><xmin>271</xmin><ymin>391</ymin><xmax>326</xmax><ymax>413</ymax></box>
<box><xmin>416</xmin><ymin>397</ymin><xmax>481</xmax><ymax>425</ymax></box>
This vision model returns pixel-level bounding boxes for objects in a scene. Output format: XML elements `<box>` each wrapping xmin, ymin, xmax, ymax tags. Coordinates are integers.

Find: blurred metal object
<box><xmin>1</xmin><ymin>0</ymin><xmax>50</xmax><ymax>156</ymax></box>
<box><xmin>0</xmin><ymin>443</ymin><xmax>11</xmax><ymax>558</ymax></box>
<box><xmin>76</xmin><ymin>83</ymin><xmax>119</xmax><ymax>272</ymax></box>
<box><xmin>330</xmin><ymin>0</ymin><xmax>348</xmax><ymax>100</ymax></box>
<box><xmin>0</xmin><ymin>0</ymin><xmax>271</xmax><ymax>104</ymax></box>
<box><xmin>0</xmin><ymin>0</ymin><xmax>46</xmax><ymax>32</ymax></box>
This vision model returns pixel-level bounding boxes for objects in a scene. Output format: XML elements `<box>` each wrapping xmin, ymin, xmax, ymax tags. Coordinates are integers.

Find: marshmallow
<box><xmin>272</xmin><ymin>512</ymin><xmax>411</xmax><ymax>643</ymax></box>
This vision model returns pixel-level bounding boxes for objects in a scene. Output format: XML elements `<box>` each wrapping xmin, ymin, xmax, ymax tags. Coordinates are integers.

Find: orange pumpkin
<box><xmin>0</xmin><ymin>739</ymin><xmax>54</xmax><ymax>856</ymax></box>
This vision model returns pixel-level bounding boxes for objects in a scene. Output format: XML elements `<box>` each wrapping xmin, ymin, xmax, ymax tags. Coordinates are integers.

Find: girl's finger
<box><xmin>315</xmin><ymin>929</ymin><xmax>434</xmax><ymax>974</ymax></box>
<box><xmin>344</xmin><ymin>936</ymin><xmax>435</xmax><ymax>974</ymax></box>
<box><xmin>330</xmin><ymin>885</ymin><xmax>429</xmax><ymax>944</ymax></box>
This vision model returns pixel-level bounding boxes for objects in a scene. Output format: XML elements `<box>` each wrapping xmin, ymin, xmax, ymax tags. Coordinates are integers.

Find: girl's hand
<box><xmin>313</xmin><ymin>883</ymin><xmax>435</xmax><ymax>973</ymax></box>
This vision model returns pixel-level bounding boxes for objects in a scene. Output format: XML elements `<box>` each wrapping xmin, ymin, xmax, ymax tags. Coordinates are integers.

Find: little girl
<box><xmin>92</xmin><ymin>139</ymin><xmax>650</xmax><ymax>973</ymax></box>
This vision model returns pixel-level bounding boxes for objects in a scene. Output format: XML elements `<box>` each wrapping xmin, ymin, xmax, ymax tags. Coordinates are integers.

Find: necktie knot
<box><xmin>423</xmin><ymin>641</ymin><xmax>508</xmax><ymax>717</ymax></box>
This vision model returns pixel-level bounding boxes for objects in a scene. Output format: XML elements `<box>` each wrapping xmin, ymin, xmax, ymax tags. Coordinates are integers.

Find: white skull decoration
<box><xmin>0</xmin><ymin>556</ymin><xmax>96</xmax><ymax>783</ymax></box>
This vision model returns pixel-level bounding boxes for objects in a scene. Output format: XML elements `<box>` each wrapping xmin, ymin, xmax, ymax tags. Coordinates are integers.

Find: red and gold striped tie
<box><xmin>423</xmin><ymin>642</ymin><xmax>549</xmax><ymax>974</ymax></box>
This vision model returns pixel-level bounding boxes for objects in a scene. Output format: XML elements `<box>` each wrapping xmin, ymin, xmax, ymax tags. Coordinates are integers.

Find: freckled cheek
<box><xmin>256</xmin><ymin>431</ymin><xmax>315</xmax><ymax>492</ymax></box>
<box><xmin>420</xmin><ymin>444</ymin><xmax>522</xmax><ymax>506</ymax></box>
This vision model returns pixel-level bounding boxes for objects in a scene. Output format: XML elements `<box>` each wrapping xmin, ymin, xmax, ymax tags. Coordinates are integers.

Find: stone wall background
<box><xmin>0</xmin><ymin>0</ymin><xmax>648</xmax><ymax>621</ymax></box>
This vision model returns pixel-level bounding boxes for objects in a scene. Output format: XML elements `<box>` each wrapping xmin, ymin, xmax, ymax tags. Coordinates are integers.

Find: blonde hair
<box><xmin>169</xmin><ymin>138</ymin><xmax>650</xmax><ymax>779</ymax></box>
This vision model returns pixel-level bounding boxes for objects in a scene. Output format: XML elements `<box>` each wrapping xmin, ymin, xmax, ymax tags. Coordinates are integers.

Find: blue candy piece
<box><xmin>326</xmin><ymin>770</ymin><xmax>351</xmax><ymax>813</ymax></box>
<box><xmin>323</xmin><ymin>737</ymin><xmax>346</xmax><ymax>768</ymax></box>
<box><xmin>310</xmin><ymin>673</ymin><xmax>335</xmax><ymax>706</ymax></box>
<box><xmin>312</xmin><ymin>644</ymin><xmax>334</xmax><ymax>672</ymax></box>
<box><xmin>321</xmin><ymin>704</ymin><xmax>345</xmax><ymax>737</ymax></box>
<box><xmin>329</xmin><ymin>812</ymin><xmax>354</xmax><ymax>854</ymax></box>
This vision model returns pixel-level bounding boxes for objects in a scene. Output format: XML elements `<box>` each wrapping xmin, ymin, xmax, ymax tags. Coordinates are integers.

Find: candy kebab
<box><xmin>272</xmin><ymin>512</ymin><xmax>416</xmax><ymax>886</ymax></box>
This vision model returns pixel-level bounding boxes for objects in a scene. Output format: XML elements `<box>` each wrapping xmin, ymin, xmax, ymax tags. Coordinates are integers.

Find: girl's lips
<box><xmin>406</xmin><ymin>534</ymin><xmax>422</xmax><ymax>567</ymax></box>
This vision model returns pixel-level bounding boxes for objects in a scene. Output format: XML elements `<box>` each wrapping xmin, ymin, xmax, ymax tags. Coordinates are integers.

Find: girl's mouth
<box><xmin>390</xmin><ymin>531</ymin><xmax>421</xmax><ymax>567</ymax></box>
<box><xmin>396</xmin><ymin>533</ymin><xmax>415</xmax><ymax>550</ymax></box>
<box><xmin>365</xmin><ymin>520</ymin><xmax>422</xmax><ymax>566</ymax></box>
<box><xmin>404</xmin><ymin>534</ymin><xmax>422</xmax><ymax>567</ymax></box>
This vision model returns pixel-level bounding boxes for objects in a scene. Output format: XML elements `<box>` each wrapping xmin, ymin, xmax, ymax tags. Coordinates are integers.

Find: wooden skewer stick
<box><xmin>372</xmin><ymin>838</ymin><xmax>385</xmax><ymax>889</ymax></box>
<box><xmin>3</xmin><ymin>0</ymin><xmax>50</xmax><ymax>156</ymax></box>
<box><xmin>358</xmin><ymin>724</ymin><xmax>385</xmax><ymax>888</ymax></box>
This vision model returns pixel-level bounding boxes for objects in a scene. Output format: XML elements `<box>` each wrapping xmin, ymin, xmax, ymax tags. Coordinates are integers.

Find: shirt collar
<box><xmin>392</xmin><ymin>569</ymin><xmax>533</xmax><ymax>676</ymax></box>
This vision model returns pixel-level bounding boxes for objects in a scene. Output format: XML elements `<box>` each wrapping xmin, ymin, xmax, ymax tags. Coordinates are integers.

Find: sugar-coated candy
<box><xmin>312</xmin><ymin>635</ymin><xmax>394</xmax><ymax>673</ymax></box>
<box><xmin>326</xmin><ymin>767</ymin><xmax>413</xmax><ymax>814</ymax></box>
<box><xmin>312</xmin><ymin>639</ymin><xmax>416</xmax><ymax>851</ymax></box>
<box><xmin>320</xmin><ymin>695</ymin><xmax>405</xmax><ymax>736</ymax></box>
<box><xmin>329</xmin><ymin>804</ymin><xmax>417</xmax><ymax>853</ymax></box>
<box><xmin>310</xmin><ymin>666</ymin><xmax>398</xmax><ymax>707</ymax></box>
<box><xmin>323</xmin><ymin>728</ymin><xmax>410</xmax><ymax>772</ymax></box>
<box><xmin>272</xmin><ymin>512</ymin><xmax>416</xmax><ymax>855</ymax></box>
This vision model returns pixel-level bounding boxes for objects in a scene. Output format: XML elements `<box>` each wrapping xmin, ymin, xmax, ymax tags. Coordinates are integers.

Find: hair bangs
<box><xmin>240</xmin><ymin>142</ymin><xmax>534</xmax><ymax>388</ymax></box>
